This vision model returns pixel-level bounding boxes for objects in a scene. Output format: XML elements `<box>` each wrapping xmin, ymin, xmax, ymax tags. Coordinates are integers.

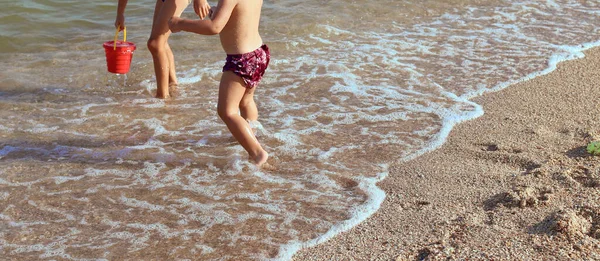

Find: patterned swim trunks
<box><xmin>222</xmin><ymin>45</ymin><xmax>270</xmax><ymax>89</ymax></box>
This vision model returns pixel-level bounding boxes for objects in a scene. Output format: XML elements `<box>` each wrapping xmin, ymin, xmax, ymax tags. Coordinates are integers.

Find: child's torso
<box><xmin>219</xmin><ymin>0</ymin><xmax>263</xmax><ymax>55</ymax></box>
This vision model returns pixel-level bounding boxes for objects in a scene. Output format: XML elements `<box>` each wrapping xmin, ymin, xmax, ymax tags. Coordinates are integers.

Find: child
<box><xmin>114</xmin><ymin>0</ymin><xmax>210</xmax><ymax>98</ymax></box>
<box><xmin>168</xmin><ymin>0</ymin><xmax>269</xmax><ymax>167</ymax></box>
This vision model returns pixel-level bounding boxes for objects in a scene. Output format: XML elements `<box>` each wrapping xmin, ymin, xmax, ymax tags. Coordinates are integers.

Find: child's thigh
<box><xmin>151</xmin><ymin>0</ymin><xmax>190</xmax><ymax>36</ymax></box>
<box><xmin>218</xmin><ymin>72</ymin><xmax>248</xmax><ymax>111</ymax></box>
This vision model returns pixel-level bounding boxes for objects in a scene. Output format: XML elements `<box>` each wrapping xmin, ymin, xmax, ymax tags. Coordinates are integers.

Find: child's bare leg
<box><xmin>147</xmin><ymin>0</ymin><xmax>188</xmax><ymax>98</ymax></box>
<box><xmin>165</xmin><ymin>42</ymin><xmax>179</xmax><ymax>96</ymax></box>
<box><xmin>240</xmin><ymin>88</ymin><xmax>258</xmax><ymax>121</ymax></box>
<box><xmin>239</xmin><ymin>87</ymin><xmax>259</xmax><ymax>134</ymax></box>
<box><xmin>165</xmin><ymin>42</ymin><xmax>178</xmax><ymax>87</ymax></box>
<box><xmin>218</xmin><ymin>71</ymin><xmax>268</xmax><ymax>166</ymax></box>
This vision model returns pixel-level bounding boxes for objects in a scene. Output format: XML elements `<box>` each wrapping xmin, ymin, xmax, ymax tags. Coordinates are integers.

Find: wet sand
<box><xmin>293</xmin><ymin>47</ymin><xmax>600</xmax><ymax>260</ymax></box>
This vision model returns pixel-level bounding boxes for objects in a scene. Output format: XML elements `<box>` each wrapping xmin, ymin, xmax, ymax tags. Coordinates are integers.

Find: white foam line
<box><xmin>401</xmin><ymin>40</ymin><xmax>600</xmax><ymax>165</ymax></box>
<box><xmin>0</xmin><ymin>124</ymin><xmax>13</xmax><ymax>131</ymax></box>
<box><xmin>0</xmin><ymin>177</ymin><xmax>42</xmax><ymax>187</ymax></box>
<box><xmin>463</xmin><ymin>41</ymin><xmax>600</xmax><ymax>99</ymax></box>
<box><xmin>274</xmin><ymin>166</ymin><xmax>388</xmax><ymax>261</ymax></box>
<box><xmin>273</xmin><ymin>36</ymin><xmax>600</xmax><ymax>261</ymax></box>
<box><xmin>77</xmin><ymin>102</ymin><xmax>120</xmax><ymax>117</ymax></box>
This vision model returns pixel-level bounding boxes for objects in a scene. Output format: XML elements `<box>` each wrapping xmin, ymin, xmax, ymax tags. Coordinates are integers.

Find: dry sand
<box><xmin>293</xmin><ymin>47</ymin><xmax>600</xmax><ymax>260</ymax></box>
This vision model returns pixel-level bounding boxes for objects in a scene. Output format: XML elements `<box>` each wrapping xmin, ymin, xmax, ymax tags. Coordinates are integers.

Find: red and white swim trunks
<box><xmin>222</xmin><ymin>44</ymin><xmax>270</xmax><ymax>88</ymax></box>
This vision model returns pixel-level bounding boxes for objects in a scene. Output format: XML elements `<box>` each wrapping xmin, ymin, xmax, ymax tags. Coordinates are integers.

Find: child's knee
<box><xmin>147</xmin><ymin>38</ymin><xmax>163</xmax><ymax>54</ymax></box>
<box><xmin>217</xmin><ymin>105</ymin><xmax>233</xmax><ymax>121</ymax></box>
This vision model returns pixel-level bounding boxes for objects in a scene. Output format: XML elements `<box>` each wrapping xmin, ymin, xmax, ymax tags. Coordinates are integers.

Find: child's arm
<box><xmin>169</xmin><ymin>0</ymin><xmax>237</xmax><ymax>35</ymax></box>
<box><xmin>115</xmin><ymin>0</ymin><xmax>128</xmax><ymax>31</ymax></box>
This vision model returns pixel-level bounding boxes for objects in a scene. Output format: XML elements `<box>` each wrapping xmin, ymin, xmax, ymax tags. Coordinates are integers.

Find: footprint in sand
<box><xmin>534</xmin><ymin>206</ymin><xmax>600</xmax><ymax>240</ymax></box>
<box><xmin>563</xmin><ymin>165</ymin><xmax>600</xmax><ymax>188</ymax></box>
<box><xmin>485</xmin><ymin>185</ymin><xmax>553</xmax><ymax>210</ymax></box>
<box><xmin>476</xmin><ymin>142</ymin><xmax>542</xmax><ymax>174</ymax></box>
<box><xmin>505</xmin><ymin>186</ymin><xmax>554</xmax><ymax>208</ymax></box>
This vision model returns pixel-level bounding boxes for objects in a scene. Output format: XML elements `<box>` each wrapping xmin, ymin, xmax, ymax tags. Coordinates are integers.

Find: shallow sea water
<box><xmin>1</xmin><ymin>0</ymin><xmax>600</xmax><ymax>260</ymax></box>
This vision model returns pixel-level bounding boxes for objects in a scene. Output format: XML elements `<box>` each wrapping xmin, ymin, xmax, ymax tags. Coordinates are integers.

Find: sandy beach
<box><xmin>293</xmin><ymin>47</ymin><xmax>600</xmax><ymax>260</ymax></box>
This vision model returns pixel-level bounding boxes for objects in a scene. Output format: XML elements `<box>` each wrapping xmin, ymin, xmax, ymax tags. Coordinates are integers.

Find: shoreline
<box><xmin>293</xmin><ymin>47</ymin><xmax>600</xmax><ymax>260</ymax></box>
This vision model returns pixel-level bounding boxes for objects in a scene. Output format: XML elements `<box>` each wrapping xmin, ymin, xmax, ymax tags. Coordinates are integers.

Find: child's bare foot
<box><xmin>155</xmin><ymin>93</ymin><xmax>171</xmax><ymax>99</ymax></box>
<box><xmin>252</xmin><ymin>150</ymin><xmax>269</xmax><ymax>167</ymax></box>
<box><xmin>156</xmin><ymin>86</ymin><xmax>172</xmax><ymax>99</ymax></box>
<box><xmin>169</xmin><ymin>83</ymin><xmax>179</xmax><ymax>97</ymax></box>
<box><xmin>261</xmin><ymin>161</ymin><xmax>276</xmax><ymax>171</ymax></box>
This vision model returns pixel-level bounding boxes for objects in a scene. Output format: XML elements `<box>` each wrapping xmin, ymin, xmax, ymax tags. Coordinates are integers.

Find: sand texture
<box><xmin>293</xmin><ymin>48</ymin><xmax>600</xmax><ymax>260</ymax></box>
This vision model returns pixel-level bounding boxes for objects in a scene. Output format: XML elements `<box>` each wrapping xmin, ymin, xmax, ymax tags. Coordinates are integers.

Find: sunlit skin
<box><xmin>169</xmin><ymin>0</ymin><xmax>269</xmax><ymax>167</ymax></box>
<box><xmin>115</xmin><ymin>0</ymin><xmax>210</xmax><ymax>98</ymax></box>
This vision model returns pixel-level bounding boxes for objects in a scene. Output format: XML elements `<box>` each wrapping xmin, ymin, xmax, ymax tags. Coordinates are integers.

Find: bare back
<box><xmin>216</xmin><ymin>0</ymin><xmax>263</xmax><ymax>54</ymax></box>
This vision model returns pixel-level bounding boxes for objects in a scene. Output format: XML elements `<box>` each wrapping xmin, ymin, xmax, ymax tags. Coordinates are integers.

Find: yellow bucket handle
<box><xmin>113</xmin><ymin>26</ymin><xmax>127</xmax><ymax>50</ymax></box>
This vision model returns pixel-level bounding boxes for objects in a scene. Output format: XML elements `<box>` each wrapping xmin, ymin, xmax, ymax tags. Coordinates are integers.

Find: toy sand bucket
<box><xmin>103</xmin><ymin>27</ymin><xmax>136</xmax><ymax>74</ymax></box>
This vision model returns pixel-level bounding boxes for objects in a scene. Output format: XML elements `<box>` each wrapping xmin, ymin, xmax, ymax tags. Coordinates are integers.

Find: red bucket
<box><xmin>103</xmin><ymin>27</ymin><xmax>136</xmax><ymax>74</ymax></box>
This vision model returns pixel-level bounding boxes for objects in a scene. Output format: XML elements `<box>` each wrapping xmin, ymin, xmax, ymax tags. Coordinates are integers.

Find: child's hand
<box><xmin>168</xmin><ymin>17</ymin><xmax>182</xmax><ymax>33</ymax></box>
<box><xmin>193</xmin><ymin>0</ymin><xmax>211</xmax><ymax>19</ymax></box>
<box><xmin>115</xmin><ymin>14</ymin><xmax>125</xmax><ymax>31</ymax></box>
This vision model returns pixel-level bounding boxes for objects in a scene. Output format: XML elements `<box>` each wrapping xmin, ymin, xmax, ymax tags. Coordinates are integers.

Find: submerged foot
<box><xmin>155</xmin><ymin>93</ymin><xmax>171</xmax><ymax>99</ymax></box>
<box><xmin>156</xmin><ymin>82</ymin><xmax>178</xmax><ymax>99</ymax></box>
<box><xmin>252</xmin><ymin>150</ymin><xmax>269</xmax><ymax>167</ymax></box>
<box><xmin>169</xmin><ymin>82</ymin><xmax>179</xmax><ymax>97</ymax></box>
<box><xmin>155</xmin><ymin>88</ymin><xmax>172</xmax><ymax>99</ymax></box>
